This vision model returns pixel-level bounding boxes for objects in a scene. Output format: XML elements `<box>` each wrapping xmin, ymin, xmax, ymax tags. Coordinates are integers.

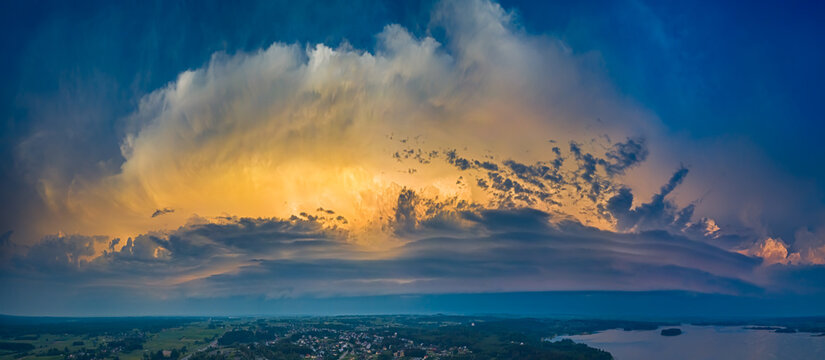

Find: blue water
<box><xmin>552</xmin><ymin>325</ymin><xmax>825</xmax><ymax>360</ymax></box>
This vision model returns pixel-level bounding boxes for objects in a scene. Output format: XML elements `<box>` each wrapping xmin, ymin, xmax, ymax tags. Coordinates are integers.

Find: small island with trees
<box><xmin>660</xmin><ymin>328</ymin><xmax>683</xmax><ymax>336</ymax></box>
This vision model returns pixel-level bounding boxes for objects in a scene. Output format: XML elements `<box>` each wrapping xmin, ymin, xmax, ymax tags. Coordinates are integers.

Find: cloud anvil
<box><xmin>1</xmin><ymin>0</ymin><xmax>824</xmax><ymax>316</ymax></box>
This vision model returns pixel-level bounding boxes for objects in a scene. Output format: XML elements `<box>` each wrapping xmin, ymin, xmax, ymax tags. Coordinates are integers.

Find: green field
<box><xmin>0</xmin><ymin>320</ymin><xmax>227</xmax><ymax>360</ymax></box>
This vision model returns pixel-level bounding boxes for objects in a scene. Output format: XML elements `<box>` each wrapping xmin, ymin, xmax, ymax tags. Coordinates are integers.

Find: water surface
<box><xmin>554</xmin><ymin>325</ymin><xmax>825</xmax><ymax>360</ymax></box>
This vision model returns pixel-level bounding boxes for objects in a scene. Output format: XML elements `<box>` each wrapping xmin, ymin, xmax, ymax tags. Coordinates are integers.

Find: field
<box><xmin>2</xmin><ymin>315</ymin><xmax>823</xmax><ymax>360</ymax></box>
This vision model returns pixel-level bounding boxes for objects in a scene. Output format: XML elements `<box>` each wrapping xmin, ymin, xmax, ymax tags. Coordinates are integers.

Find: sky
<box><xmin>1</xmin><ymin>0</ymin><xmax>825</xmax><ymax>316</ymax></box>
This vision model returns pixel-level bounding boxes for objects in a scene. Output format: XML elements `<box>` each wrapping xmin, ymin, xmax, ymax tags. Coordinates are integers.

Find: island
<box><xmin>775</xmin><ymin>327</ymin><xmax>798</xmax><ymax>333</ymax></box>
<box><xmin>661</xmin><ymin>328</ymin><xmax>683</xmax><ymax>336</ymax></box>
<box><xmin>744</xmin><ymin>326</ymin><xmax>782</xmax><ymax>331</ymax></box>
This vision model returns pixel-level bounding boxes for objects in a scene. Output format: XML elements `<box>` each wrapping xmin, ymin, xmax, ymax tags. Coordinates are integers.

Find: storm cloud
<box><xmin>3</xmin><ymin>205</ymin><xmax>768</xmax><ymax>303</ymax></box>
<box><xmin>2</xmin><ymin>0</ymin><xmax>825</xmax><ymax>314</ymax></box>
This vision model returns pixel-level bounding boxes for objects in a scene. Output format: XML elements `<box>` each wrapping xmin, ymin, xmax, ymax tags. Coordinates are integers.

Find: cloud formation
<box><xmin>27</xmin><ymin>0</ymin><xmax>656</xmax><ymax>243</ymax></box>
<box><xmin>3</xmin><ymin>205</ymin><xmax>766</xmax><ymax>301</ymax></box>
<box><xmin>2</xmin><ymin>0</ymin><xmax>825</xmax><ymax>313</ymax></box>
<box><xmin>151</xmin><ymin>208</ymin><xmax>175</xmax><ymax>218</ymax></box>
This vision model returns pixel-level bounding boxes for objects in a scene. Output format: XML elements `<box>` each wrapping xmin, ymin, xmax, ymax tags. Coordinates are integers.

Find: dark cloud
<box><xmin>394</xmin><ymin>188</ymin><xmax>419</xmax><ymax>233</ymax></box>
<box><xmin>606</xmin><ymin>166</ymin><xmax>690</xmax><ymax>232</ymax></box>
<box><xmin>13</xmin><ymin>234</ymin><xmax>108</xmax><ymax>272</ymax></box>
<box><xmin>151</xmin><ymin>208</ymin><xmax>174</xmax><ymax>217</ymax></box>
<box><xmin>445</xmin><ymin>149</ymin><xmax>472</xmax><ymax>170</ymax></box>
<box><xmin>6</xmin><ymin>181</ymin><xmax>825</xmax><ymax>316</ymax></box>
<box><xmin>173</xmin><ymin>208</ymin><xmax>766</xmax><ymax>297</ymax></box>
<box><xmin>602</xmin><ymin>137</ymin><xmax>648</xmax><ymax>176</ymax></box>
<box><xmin>474</xmin><ymin>160</ymin><xmax>499</xmax><ymax>171</ymax></box>
<box><xmin>390</xmin><ymin>137</ymin><xmax>652</xmax><ymax>211</ymax></box>
<box><xmin>460</xmin><ymin>208</ymin><xmax>551</xmax><ymax>232</ymax></box>
<box><xmin>763</xmin><ymin>264</ymin><xmax>825</xmax><ymax>294</ymax></box>
<box><xmin>2</xmin><ymin>205</ymin><xmax>775</xmax><ymax>304</ymax></box>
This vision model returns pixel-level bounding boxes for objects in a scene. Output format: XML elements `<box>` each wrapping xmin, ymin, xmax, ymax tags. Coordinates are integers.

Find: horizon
<box><xmin>2</xmin><ymin>291</ymin><xmax>825</xmax><ymax>319</ymax></box>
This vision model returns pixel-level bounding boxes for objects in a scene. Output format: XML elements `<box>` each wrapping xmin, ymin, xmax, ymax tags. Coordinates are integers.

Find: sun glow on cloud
<box><xmin>38</xmin><ymin>0</ymin><xmax>653</xmax><ymax>246</ymax></box>
<box><xmin>4</xmin><ymin>0</ymin><xmax>824</xmax><ymax>311</ymax></box>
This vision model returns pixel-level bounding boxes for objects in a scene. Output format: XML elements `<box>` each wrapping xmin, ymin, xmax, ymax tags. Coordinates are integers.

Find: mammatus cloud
<box><xmin>2</xmin><ymin>0</ymin><xmax>825</xmax><ymax>311</ymax></box>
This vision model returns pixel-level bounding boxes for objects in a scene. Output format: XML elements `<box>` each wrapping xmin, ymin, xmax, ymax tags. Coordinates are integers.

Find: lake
<box><xmin>551</xmin><ymin>325</ymin><xmax>825</xmax><ymax>359</ymax></box>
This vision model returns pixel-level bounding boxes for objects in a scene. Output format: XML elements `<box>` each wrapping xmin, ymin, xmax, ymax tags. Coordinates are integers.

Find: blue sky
<box><xmin>507</xmin><ymin>0</ymin><xmax>825</xmax><ymax>186</ymax></box>
<box><xmin>1</xmin><ymin>0</ymin><xmax>825</xmax><ymax>316</ymax></box>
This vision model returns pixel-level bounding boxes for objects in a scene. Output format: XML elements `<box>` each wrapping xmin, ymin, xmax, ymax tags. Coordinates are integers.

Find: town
<box><xmin>1</xmin><ymin>315</ymin><xmax>630</xmax><ymax>359</ymax></box>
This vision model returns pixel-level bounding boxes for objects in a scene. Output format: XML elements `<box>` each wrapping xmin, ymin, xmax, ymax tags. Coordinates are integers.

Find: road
<box><xmin>180</xmin><ymin>339</ymin><xmax>218</xmax><ymax>360</ymax></box>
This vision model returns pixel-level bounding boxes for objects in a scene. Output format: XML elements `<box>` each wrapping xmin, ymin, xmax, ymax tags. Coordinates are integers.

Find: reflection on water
<box><xmin>551</xmin><ymin>325</ymin><xmax>825</xmax><ymax>360</ymax></box>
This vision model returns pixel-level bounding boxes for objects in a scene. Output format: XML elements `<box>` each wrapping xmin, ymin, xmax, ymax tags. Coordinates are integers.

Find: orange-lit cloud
<box><xmin>3</xmin><ymin>0</ymin><xmax>825</xmax><ymax>316</ymax></box>
<box><xmin>29</xmin><ymin>0</ymin><xmax>657</xmax><ymax>246</ymax></box>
